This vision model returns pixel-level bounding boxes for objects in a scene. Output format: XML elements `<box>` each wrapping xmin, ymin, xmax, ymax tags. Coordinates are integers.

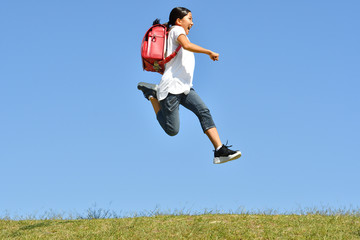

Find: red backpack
<box><xmin>141</xmin><ymin>24</ymin><xmax>181</xmax><ymax>75</ymax></box>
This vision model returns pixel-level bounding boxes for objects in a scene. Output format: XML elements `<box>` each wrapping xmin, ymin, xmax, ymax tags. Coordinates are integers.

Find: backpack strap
<box><xmin>161</xmin><ymin>45</ymin><xmax>182</xmax><ymax>64</ymax></box>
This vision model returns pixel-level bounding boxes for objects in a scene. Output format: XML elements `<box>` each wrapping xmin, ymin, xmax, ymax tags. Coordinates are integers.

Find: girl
<box><xmin>138</xmin><ymin>7</ymin><xmax>241</xmax><ymax>164</ymax></box>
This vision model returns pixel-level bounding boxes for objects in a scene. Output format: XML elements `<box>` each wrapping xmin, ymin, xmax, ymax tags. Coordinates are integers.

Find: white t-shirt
<box><xmin>157</xmin><ymin>25</ymin><xmax>195</xmax><ymax>101</ymax></box>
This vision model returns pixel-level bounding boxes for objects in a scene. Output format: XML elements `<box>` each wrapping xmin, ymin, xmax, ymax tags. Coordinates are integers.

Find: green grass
<box><xmin>1</xmin><ymin>213</ymin><xmax>360</xmax><ymax>239</ymax></box>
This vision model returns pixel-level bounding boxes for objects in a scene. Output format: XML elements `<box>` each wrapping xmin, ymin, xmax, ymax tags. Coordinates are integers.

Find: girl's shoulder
<box><xmin>170</xmin><ymin>25</ymin><xmax>184</xmax><ymax>32</ymax></box>
<box><xmin>169</xmin><ymin>25</ymin><xmax>186</xmax><ymax>36</ymax></box>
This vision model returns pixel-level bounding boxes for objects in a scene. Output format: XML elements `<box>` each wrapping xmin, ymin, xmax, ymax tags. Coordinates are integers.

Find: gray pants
<box><xmin>156</xmin><ymin>88</ymin><xmax>216</xmax><ymax>136</ymax></box>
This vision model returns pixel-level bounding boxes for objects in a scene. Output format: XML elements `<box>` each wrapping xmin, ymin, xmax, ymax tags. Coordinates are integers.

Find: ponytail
<box><xmin>152</xmin><ymin>18</ymin><xmax>170</xmax><ymax>29</ymax></box>
<box><xmin>152</xmin><ymin>18</ymin><xmax>160</xmax><ymax>25</ymax></box>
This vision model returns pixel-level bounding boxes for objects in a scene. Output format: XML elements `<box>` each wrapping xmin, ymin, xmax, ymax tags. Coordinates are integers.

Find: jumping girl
<box><xmin>138</xmin><ymin>7</ymin><xmax>241</xmax><ymax>164</ymax></box>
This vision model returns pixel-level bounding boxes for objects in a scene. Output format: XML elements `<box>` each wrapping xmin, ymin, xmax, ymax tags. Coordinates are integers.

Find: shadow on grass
<box><xmin>8</xmin><ymin>222</ymin><xmax>52</xmax><ymax>238</ymax></box>
<box><xmin>19</xmin><ymin>222</ymin><xmax>51</xmax><ymax>231</ymax></box>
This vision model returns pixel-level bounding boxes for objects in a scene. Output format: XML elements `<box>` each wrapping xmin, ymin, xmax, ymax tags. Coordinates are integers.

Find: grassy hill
<box><xmin>1</xmin><ymin>213</ymin><xmax>360</xmax><ymax>239</ymax></box>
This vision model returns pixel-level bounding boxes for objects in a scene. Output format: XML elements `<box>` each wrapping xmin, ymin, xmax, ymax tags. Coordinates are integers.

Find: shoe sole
<box><xmin>137</xmin><ymin>82</ymin><xmax>157</xmax><ymax>91</ymax></box>
<box><xmin>213</xmin><ymin>151</ymin><xmax>241</xmax><ymax>164</ymax></box>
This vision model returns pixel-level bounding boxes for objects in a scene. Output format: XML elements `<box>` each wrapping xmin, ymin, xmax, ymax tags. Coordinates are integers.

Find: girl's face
<box><xmin>176</xmin><ymin>12</ymin><xmax>193</xmax><ymax>35</ymax></box>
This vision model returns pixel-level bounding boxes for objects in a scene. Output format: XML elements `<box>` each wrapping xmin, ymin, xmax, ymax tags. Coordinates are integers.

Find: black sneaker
<box><xmin>213</xmin><ymin>144</ymin><xmax>241</xmax><ymax>164</ymax></box>
<box><xmin>137</xmin><ymin>82</ymin><xmax>157</xmax><ymax>100</ymax></box>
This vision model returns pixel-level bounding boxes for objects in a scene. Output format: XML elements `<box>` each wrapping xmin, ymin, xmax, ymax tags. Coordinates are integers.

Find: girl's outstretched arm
<box><xmin>177</xmin><ymin>35</ymin><xmax>219</xmax><ymax>61</ymax></box>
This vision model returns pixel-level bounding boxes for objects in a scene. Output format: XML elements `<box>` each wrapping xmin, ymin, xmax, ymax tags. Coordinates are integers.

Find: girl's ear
<box><xmin>175</xmin><ymin>18</ymin><xmax>182</xmax><ymax>26</ymax></box>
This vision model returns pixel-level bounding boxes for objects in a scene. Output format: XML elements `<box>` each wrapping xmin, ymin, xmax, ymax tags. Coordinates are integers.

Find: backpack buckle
<box><xmin>153</xmin><ymin>61</ymin><xmax>162</xmax><ymax>72</ymax></box>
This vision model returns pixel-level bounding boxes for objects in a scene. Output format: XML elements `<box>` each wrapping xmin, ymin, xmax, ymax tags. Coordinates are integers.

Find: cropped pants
<box><xmin>156</xmin><ymin>88</ymin><xmax>216</xmax><ymax>136</ymax></box>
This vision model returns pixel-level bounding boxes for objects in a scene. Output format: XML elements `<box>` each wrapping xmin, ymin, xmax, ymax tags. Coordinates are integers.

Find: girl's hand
<box><xmin>209</xmin><ymin>51</ymin><xmax>219</xmax><ymax>61</ymax></box>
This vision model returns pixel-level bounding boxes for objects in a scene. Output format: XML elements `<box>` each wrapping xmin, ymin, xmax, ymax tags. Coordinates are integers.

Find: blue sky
<box><xmin>1</xmin><ymin>0</ymin><xmax>359</xmax><ymax>217</ymax></box>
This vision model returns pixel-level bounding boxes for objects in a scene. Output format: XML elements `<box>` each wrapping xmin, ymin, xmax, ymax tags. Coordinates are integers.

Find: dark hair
<box><xmin>153</xmin><ymin>7</ymin><xmax>191</xmax><ymax>28</ymax></box>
